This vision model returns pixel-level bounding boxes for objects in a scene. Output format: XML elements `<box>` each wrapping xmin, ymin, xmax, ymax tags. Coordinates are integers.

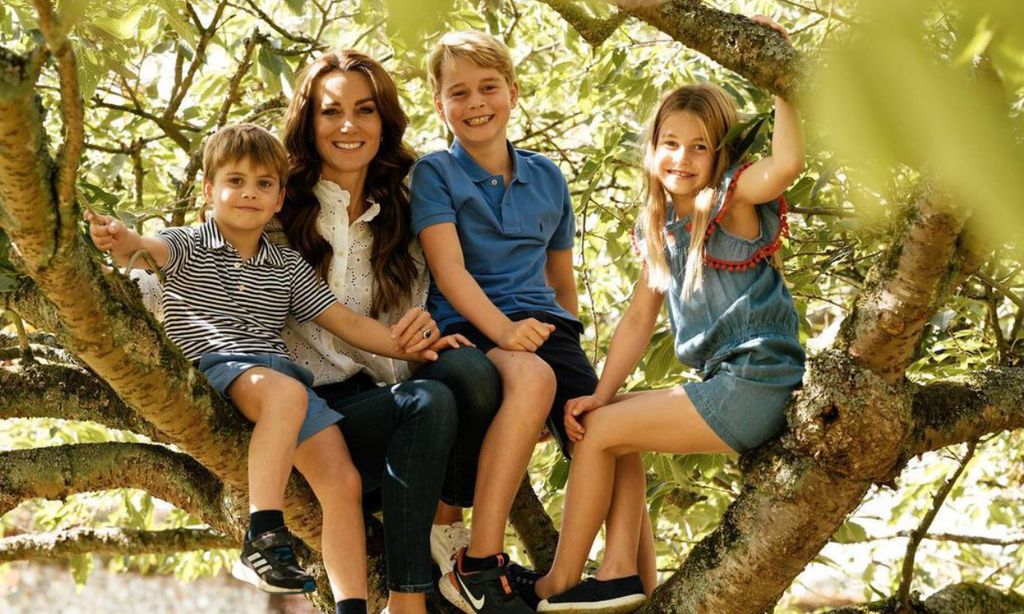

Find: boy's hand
<box><xmin>86</xmin><ymin>210</ymin><xmax>133</xmax><ymax>253</ymax></box>
<box><xmin>563</xmin><ymin>393</ymin><xmax>611</xmax><ymax>443</ymax></box>
<box><xmin>390</xmin><ymin>307</ymin><xmax>441</xmax><ymax>354</ymax></box>
<box><xmin>751</xmin><ymin>14</ymin><xmax>791</xmax><ymax>43</ymax></box>
<box><xmin>497</xmin><ymin>319</ymin><xmax>555</xmax><ymax>352</ymax></box>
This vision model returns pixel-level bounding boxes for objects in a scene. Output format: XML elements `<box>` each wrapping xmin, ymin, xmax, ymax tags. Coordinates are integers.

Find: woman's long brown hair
<box><xmin>280</xmin><ymin>50</ymin><xmax>418</xmax><ymax>318</ymax></box>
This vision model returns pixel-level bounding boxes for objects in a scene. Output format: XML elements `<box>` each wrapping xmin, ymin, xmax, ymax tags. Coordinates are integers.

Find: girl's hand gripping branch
<box><xmin>729</xmin><ymin>16</ymin><xmax>804</xmax><ymax>210</ymax></box>
<box><xmin>86</xmin><ymin>211</ymin><xmax>169</xmax><ymax>269</ymax></box>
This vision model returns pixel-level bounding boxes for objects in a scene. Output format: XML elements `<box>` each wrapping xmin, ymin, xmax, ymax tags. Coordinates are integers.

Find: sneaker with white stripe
<box><xmin>232</xmin><ymin>527</ymin><xmax>316</xmax><ymax>594</ymax></box>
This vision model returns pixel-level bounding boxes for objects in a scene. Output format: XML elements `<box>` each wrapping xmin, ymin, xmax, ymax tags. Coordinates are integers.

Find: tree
<box><xmin>1</xmin><ymin>1</ymin><xmax>1022</xmax><ymax>612</ymax></box>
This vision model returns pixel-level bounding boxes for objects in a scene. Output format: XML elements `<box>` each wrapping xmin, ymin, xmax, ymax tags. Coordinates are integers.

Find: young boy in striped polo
<box><xmin>88</xmin><ymin>124</ymin><xmax>469</xmax><ymax>613</ymax></box>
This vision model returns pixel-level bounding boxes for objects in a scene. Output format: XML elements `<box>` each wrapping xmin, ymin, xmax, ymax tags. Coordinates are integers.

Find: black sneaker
<box><xmin>439</xmin><ymin>548</ymin><xmax>535</xmax><ymax>613</ymax></box>
<box><xmin>507</xmin><ymin>563</ymin><xmax>543</xmax><ymax>609</ymax></box>
<box><xmin>537</xmin><ymin>575</ymin><xmax>646</xmax><ymax>613</ymax></box>
<box><xmin>232</xmin><ymin>528</ymin><xmax>316</xmax><ymax>594</ymax></box>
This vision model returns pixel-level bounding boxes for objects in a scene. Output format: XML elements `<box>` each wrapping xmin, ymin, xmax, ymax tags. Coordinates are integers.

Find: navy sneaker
<box><xmin>537</xmin><ymin>575</ymin><xmax>646</xmax><ymax>613</ymax></box>
<box><xmin>507</xmin><ymin>563</ymin><xmax>544</xmax><ymax>609</ymax></box>
<box><xmin>232</xmin><ymin>527</ymin><xmax>316</xmax><ymax>594</ymax></box>
<box><xmin>440</xmin><ymin>548</ymin><xmax>534</xmax><ymax>613</ymax></box>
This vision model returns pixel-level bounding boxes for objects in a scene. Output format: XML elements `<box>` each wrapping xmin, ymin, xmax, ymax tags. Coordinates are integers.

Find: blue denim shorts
<box><xmin>683</xmin><ymin>336</ymin><xmax>804</xmax><ymax>453</ymax></box>
<box><xmin>197</xmin><ymin>352</ymin><xmax>343</xmax><ymax>445</ymax></box>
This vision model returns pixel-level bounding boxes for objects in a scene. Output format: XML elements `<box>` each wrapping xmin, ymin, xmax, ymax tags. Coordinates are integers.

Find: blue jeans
<box><xmin>313</xmin><ymin>347</ymin><xmax>501</xmax><ymax>592</ymax></box>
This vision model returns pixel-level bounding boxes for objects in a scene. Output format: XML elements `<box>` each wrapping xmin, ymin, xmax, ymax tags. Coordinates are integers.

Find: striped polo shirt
<box><xmin>158</xmin><ymin>219</ymin><xmax>337</xmax><ymax>361</ymax></box>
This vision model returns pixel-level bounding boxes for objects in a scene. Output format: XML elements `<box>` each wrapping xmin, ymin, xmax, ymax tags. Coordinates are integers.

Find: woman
<box><xmin>277</xmin><ymin>50</ymin><xmax>500</xmax><ymax>614</ymax></box>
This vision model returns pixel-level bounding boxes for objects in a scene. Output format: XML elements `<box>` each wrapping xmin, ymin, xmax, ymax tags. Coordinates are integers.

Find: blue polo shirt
<box><xmin>410</xmin><ymin>140</ymin><xmax>577</xmax><ymax>332</ymax></box>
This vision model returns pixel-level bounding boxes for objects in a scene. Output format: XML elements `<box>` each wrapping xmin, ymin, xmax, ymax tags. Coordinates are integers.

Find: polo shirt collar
<box><xmin>450</xmin><ymin>140</ymin><xmax>531</xmax><ymax>184</ymax></box>
<box><xmin>199</xmin><ymin>218</ymin><xmax>286</xmax><ymax>267</ymax></box>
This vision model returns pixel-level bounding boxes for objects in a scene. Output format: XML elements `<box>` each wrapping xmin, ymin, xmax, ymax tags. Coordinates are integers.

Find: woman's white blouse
<box><xmin>279</xmin><ymin>180</ymin><xmax>428</xmax><ymax>386</ymax></box>
<box><xmin>132</xmin><ymin>179</ymin><xmax>429</xmax><ymax>387</ymax></box>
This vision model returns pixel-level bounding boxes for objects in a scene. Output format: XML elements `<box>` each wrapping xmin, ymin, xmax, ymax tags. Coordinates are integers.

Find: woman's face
<box><xmin>313</xmin><ymin>70</ymin><xmax>382</xmax><ymax>187</ymax></box>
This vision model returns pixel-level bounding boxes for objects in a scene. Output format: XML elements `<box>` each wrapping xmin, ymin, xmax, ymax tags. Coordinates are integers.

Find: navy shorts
<box><xmin>444</xmin><ymin>310</ymin><xmax>597</xmax><ymax>457</ymax></box>
<box><xmin>197</xmin><ymin>352</ymin><xmax>344</xmax><ymax>445</ymax></box>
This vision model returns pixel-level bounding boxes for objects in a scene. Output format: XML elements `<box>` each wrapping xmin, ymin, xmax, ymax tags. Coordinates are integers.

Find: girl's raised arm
<box><xmin>731</xmin><ymin>17</ymin><xmax>805</xmax><ymax>208</ymax></box>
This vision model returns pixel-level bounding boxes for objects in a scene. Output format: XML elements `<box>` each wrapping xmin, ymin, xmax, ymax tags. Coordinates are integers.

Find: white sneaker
<box><xmin>430</xmin><ymin>521</ymin><xmax>470</xmax><ymax>575</ymax></box>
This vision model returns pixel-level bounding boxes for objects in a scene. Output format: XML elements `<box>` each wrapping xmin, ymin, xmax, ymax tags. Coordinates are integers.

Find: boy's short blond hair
<box><xmin>427</xmin><ymin>31</ymin><xmax>516</xmax><ymax>95</ymax></box>
<box><xmin>202</xmin><ymin>123</ymin><xmax>289</xmax><ymax>185</ymax></box>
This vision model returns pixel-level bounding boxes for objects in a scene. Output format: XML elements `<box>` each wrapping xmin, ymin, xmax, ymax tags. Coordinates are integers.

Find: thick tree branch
<box><xmin>32</xmin><ymin>0</ymin><xmax>83</xmax><ymax>254</ymax></box>
<box><xmin>607</xmin><ymin>0</ymin><xmax>802</xmax><ymax>98</ymax></box>
<box><xmin>537</xmin><ymin>1</ymin><xmax>627</xmax><ymax>46</ymax></box>
<box><xmin>0</xmin><ymin>443</ymin><xmax>235</xmax><ymax>533</ymax></box>
<box><xmin>0</xmin><ymin>527</ymin><xmax>235</xmax><ymax>563</ymax></box>
<box><xmin>905</xmin><ymin>368</ymin><xmax>1024</xmax><ymax>459</ymax></box>
<box><xmin>839</xmin><ymin>196</ymin><xmax>971</xmax><ymax>384</ymax></box>
<box><xmin>0</xmin><ymin>363</ymin><xmax>167</xmax><ymax>442</ymax></box>
<box><xmin>509</xmin><ymin>475</ymin><xmax>559</xmax><ymax>570</ymax></box>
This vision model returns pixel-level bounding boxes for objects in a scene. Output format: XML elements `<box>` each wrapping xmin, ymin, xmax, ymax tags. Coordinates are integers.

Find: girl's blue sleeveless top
<box><xmin>639</xmin><ymin>164</ymin><xmax>804</xmax><ymax>375</ymax></box>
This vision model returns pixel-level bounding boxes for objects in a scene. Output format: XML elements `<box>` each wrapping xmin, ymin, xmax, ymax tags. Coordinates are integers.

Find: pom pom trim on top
<box><xmin>699</xmin><ymin>162</ymin><xmax>790</xmax><ymax>272</ymax></box>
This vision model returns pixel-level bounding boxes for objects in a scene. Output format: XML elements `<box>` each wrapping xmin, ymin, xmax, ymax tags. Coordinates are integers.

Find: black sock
<box><xmin>248</xmin><ymin>509</ymin><xmax>285</xmax><ymax>538</ymax></box>
<box><xmin>460</xmin><ymin>552</ymin><xmax>501</xmax><ymax>573</ymax></box>
<box><xmin>335</xmin><ymin>599</ymin><xmax>367</xmax><ymax>614</ymax></box>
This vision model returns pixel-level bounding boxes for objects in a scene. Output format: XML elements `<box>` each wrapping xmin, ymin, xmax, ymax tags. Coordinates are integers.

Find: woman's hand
<box><xmin>407</xmin><ymin>333</ymin><xmax>475</xmax><ymax>363</ymax></box>
<box><xmin>390</xmin><ymin>307</ymin><xmax>440</xmax><ymax>354</ymax></box>
<box><xmin>563</xmin><ymin>393</ymin><xmax>611</xmax><ymax>443</ymax></box>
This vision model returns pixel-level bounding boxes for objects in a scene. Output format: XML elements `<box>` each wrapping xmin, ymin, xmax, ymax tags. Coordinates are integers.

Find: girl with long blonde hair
<box><xmin>531</xmin><ymin>17</ymin><xmax>807</xmax><ymax>614</ymax></box>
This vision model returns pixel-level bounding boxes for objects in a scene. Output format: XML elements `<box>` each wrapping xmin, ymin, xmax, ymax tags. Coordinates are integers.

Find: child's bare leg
<box><xmin>228</xmin><ymin>368</ymin><xmax>308</xmax><ymax>511</ymax></box>
<box><xmin>434</xmin><ymin>501</ymin><xmax>464</xmax><ymax>525</ymax></box>
<box><xmin>467</xmin><ymin>349</ymin><xmax>555</xmax><ymax>557</ymax></box>
<box><xmin>638</xmin><ymin>506</ymin><xmax>657</xmax><ymax>594</ymax></box>
<box><xmin>535</xmin><ymin>387</ymin><xmax>732</xmax><ymax>598</ymax></box>
<box><xmin>594</xmin><ymin>453</ymin><xmax>646</xmax><ymax>581</ymax></box>
<box><xmin>293</xmin><ymin>426</ymin><xmax>367</xmax><ymax>601</ymax></box>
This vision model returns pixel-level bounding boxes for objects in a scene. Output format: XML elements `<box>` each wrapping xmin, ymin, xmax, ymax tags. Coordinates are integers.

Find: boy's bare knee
<box><xmin>330</xmin><ymin>463</ymin><xmax>362</xmax><ymax>503</ymax></box>
<box><xmin>257</xmin><ymin>377</ymin><xmax>308</xmax><ymax>422</ymax></box>
<box><xmin>500</xmin><ymin>354</ymin><xmax>555</xmax><ymax>394</ymax></box>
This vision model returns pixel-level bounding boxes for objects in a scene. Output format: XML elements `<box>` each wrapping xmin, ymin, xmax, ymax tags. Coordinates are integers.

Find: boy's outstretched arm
<box><xmin>86</xmin><ymin>211</ymin><xmax>169</xmax><ymax>269</ymax></box>
<box><xmin>545</xmin><ymin>248</ymin><xmax>579</xmax><ymax>318</ymax></box>
<box><xmin>732</xmin><ymin>16</ymin><xmax>804</xmax><ymax>208</ymax></box>
<box><xmin>564</xmin><ymin>271</ymin><xmax>664</xmax><ymax>441</ymax></box>
<box><xmin>312</xmin><ymin>303</ymin><xmax>471</xmax><ymax>363</ymax></box>
<box><xmin>420</xmin><ymin>222</ymin><xmax>554</xmax><ymax>352</ymax></box>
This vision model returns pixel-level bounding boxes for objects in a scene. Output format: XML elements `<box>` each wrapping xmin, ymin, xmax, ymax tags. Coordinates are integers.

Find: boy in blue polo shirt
<box><xmin>411</xmin><ymin>32</ymin><xmax>654</xmax><ymax>614</ymax></box>
<box><xmin>89</xmin><ymin>124</ymin><xmax>469</xmax><ymax>614</ymax></box>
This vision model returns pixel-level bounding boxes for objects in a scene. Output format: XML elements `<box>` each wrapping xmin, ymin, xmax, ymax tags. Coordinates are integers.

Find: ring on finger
<box><xmin>421</xmin><ymin>327</ymin><xmax>432</xmax><ymax>340</ymax></box>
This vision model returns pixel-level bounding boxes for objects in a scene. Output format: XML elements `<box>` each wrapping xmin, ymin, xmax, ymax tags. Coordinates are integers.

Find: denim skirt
<box><xmin>683</xmin><ymin>335</ymin><xmax>804</xmax><ymax>453</ymax></box>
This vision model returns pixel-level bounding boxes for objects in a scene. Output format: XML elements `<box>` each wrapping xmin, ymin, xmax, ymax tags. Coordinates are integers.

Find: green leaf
<box><xmin>69</xmin><ymin>552</ymin><xmax>94</xmax><ymax>588</ymax></box>
<box><xmin>547</xmin><ymin>457</ymin><xmax>569</xmax><ymax>490</ymax></box>
<box><xmin>833</xmin><ymin>520</ymin><xmax>868</xmax><ymax>544</ymax></box>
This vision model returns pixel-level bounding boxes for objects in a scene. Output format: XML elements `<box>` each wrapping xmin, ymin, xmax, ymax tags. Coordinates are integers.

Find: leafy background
<box><xmin>1</xmin><ymin>0</ymin><xmax>1022</xmax><ymax>609</ymax></box>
